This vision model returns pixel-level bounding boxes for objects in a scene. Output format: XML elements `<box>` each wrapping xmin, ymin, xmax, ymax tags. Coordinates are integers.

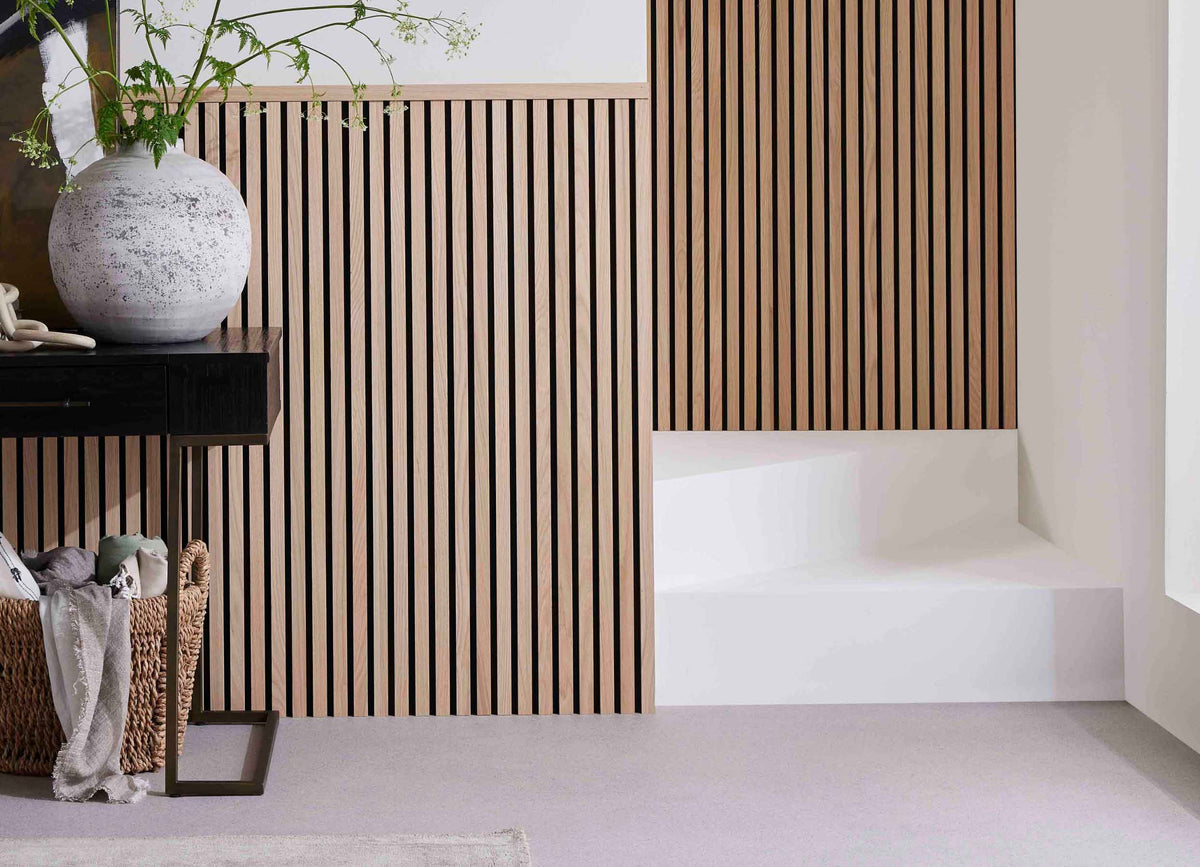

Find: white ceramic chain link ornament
<box><xmin>0</xmin><ymin>283</ymin><xmax>96</xmax><ymax>352</ymax></box>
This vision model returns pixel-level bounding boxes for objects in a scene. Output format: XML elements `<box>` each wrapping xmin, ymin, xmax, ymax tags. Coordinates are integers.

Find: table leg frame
<box><xmin>165</xmin><ymin>436</ymin><xmax>279</xmax><ymax>797</ymax></box>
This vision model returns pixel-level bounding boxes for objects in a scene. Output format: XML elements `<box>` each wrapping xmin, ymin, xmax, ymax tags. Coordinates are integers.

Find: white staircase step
<box><xmin>654</xmin><ymin>430</ymin><xmax>1016</xmax><ymax>590</ymax></box>
<box><xmin>655</xmin><ymin>525</ymin><xmax>1124</xmax><ymax>705</ymax></box>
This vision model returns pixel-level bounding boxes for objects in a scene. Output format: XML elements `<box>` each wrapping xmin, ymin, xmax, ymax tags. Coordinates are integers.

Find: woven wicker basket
<box><xmin>0</xmin><ymin>539</ymin><xmax>209</xmax><ymax>776</ymax></box>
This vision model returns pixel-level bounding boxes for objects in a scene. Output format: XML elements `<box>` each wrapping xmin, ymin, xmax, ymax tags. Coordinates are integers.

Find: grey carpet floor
<box><xmin>4</xmin><ymin>703</ymin><xmax>1200</xmax><ymax>865</ymax></box>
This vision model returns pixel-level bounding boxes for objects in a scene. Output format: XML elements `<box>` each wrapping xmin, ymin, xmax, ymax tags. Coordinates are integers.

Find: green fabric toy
<box><xmin>97</xmin><ymin>533</ymin><xmax>168</xmax><ymax>583</ymax></box>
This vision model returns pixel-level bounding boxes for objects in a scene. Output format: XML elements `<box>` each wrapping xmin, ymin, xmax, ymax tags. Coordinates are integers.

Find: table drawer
<box><xmin>0</xmin><ymin>364</ymin><xmax>166</xmax><ymax>437</ymax></box>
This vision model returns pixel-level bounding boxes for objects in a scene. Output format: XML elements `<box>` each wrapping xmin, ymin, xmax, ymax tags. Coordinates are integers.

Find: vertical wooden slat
<box><xmin>511</xmin><ymin>100</ymin><xmax>534</xmax><ymax>716</ymax></box>
<box><xmin>741</xmin><ymin>0</ymin><xmax>759</xmax><ymax>430</ymax></box>
<box><xmin>794</xmin><ymin>0</ymin><xmax>811</xmax><ymax>429</ymax></box>
<box><xmin>810</xmin><ymin>0</ymin><xmax>827</xmax><ymax>430</ymax></box>
<box><xmin>757</xmin><ymin>0</ymin><xmax>775</xmax><ymax>429</ymax></box>
<box><xmin>774</xmin><ymin>0</ymin><xmax>791</xmax><ymax>428</ymax></box>
<box><xmin>266</xmin><ymin>102</ymin><xmax>288</xmax><ymax>713</ymax></box>
<box><xmin>879</xmin><ymin>0</ymin><xmax>896</xmax><ymax>430</ymax></box>
<box><xmin>950</xmin><ymin>0</ymin><xmax>966</xmax><ymax>430</ymax></box>
<box><xmin>725</xmin><ymin>0</ymin><xmax>742</xmax><ymax>428</ymax></box>
<box><xmin>573</xmin><ymin>100</ymin><xmax>595</xmax><ymax>715</ymax></box>
<box><xmin>709</xmin><ymin>0</ymin><xmax>726</xmax><ymax>429</ymax></box>
<box><xmin>61</xmin><ymin>439</ymin><xmax>78</xmax><ymax>548</ymax></box>
<box><xmin>470</xmin><ymin>100</ymin><xmax>493</xmax><ymax>714</ymax></box>
<box><xmin>83</xmin><ymin>438</ymin><xmax>100</xmax><ymax>550</ymax></box>
<box><xmin>827</xmin><ymin>0</ymin><xmax>844</xmax><ymax>431</ymax></box>
<box><xmin>1</xmin><ymin>441</ymin><xmax>16</xmax><ymax>543</ymax></box>
<box><xmin>409</xmin><ymin>102</ymin><xmax>431</xmax><ymax>716</ymax></box>
<box><xmin>966</xmin><ymin>0</ymin><xmax>983</xmax><ymax>429</ymax></box>
<box><xmin>691</xmin><ymin>0</ymin><xmax>708</xmax><ymax>428</ymax></box>
<box><xmin>325</xmin><ymin>100</ymin><xmax>348</xmax><ymax>716</ymax></box>
<box><xmin>862</xmin><ymin>0</ymin><xmax>879</xmax><ymax>430</ymax></box>
<box><xmin>389</xmin><ymin>100</ymin><xmax>411</xmax><ymax>715</ymax></box>
<box><xmin>429</xmin><ymin>102</ymin><xmax>452</xmax><ymax>717</ymax></box>
<box><xmin>635</xmin><ymin>98</ymin><xmax>656</xmax><ymax>713</ymax></box>
<box><xmin>369</xmin><ymin>100</ymin><xmax>390</xmax><ymax>716</ymax></box>
<box><xmin>914</xmin><ymin>0</ymin><xmax>932</xmax><ymax>430</ymax></box>
<box><xmin>897</xmin><ymin>0</ymin><xmax>914</xmax><ymax>431</ymax></box>
<box><xmin>594</xmin><ymin>99</ymin><xmax>616</xmax><ymax>714</ymax></box>
<box><xmin>305</xmin><ymin>104</ymin><xmax>328</xmax><ymax>716</ymax></box>
<box><xmin>655</xmin><ymin>0</ymin><xmax>672</xmax><ymax>430</ymax></box>
<box><xmin>1001</xmin><ymin>0</ymin><xmax>1017</xmax><ymax>427</ymax></box>
<box><xmin>124</xmin><ymin>438</ymin><xmax>141</xmax><ymax>537</ymax></box>
<box><xmin>347</xmin><ymin>106</ymin><xmax>370</xmax><ymax>717</ymax></box>
<box><xmin>491</xmin><ymin>101</ymin><xmax>513</xmax><ymax>715</ymax></box>
<box><xmin>552</xmin><ymin>99</ymin><xmax>575</xmax><ymax>712</ymax></box>
<box><xmin>672</xmin><ymin>0</ymin><xmax>688</xmax><ymax>426</ymax></box>
<box><xmin>932</xmin><ymin>0</ymin><xmax>949</xmax><ymax>430</ymax></box>
<box><xmin>450</xmin><ymin>100</ymin><xmax>473</xmax><ymax>716</ymax></box>
<box><xmin>983</xmin><ymin>0</ymin><xmax>1001</xmax><ymax>430</ymax></box>
<box><xmin>845</xmin><ymin>0</ymin><xmax>862</xmax><ymax>431</ymax></box>
<box><xmin>286</xmin><ymin>101</ymin><xmax>309</xmax><ymax>715</ymax></box>
<box><xmin>615</xmin><ymin>100</ymin><xmax>636</xmax><ymax>713</ymax></box>
<box><xmin>532</xmin><ymin>100</ymin><xmax>555</xmax><ymax>716</ymax></box>
<box><xmin>42</xmin><ymin>440</ymin><xmax>58</xmax><ymax>548</ymax></box>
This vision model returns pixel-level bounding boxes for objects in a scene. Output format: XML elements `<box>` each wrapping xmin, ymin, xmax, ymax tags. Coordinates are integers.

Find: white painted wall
<box><xmin>1166</xmin><ymin>0</ymin><xmax>1200</xmax><ymax>608</ymax></box>
<box><xmin>119</xmin><ymin>1</ymin><xmax>647</xmax><ymax>86</ymax></box>
<box><xmin>1016</xmin><ymin>0</ymin><xmax>1200</xmax><ymax>750</ymax></box>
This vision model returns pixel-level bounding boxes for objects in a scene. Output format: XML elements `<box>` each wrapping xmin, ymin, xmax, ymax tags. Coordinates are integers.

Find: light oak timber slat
<box><xmin>532</xmin><ymin>100</ymin><xmax>554</xmax><ymax>716</ymax></box>
<box><xmin>389</xmin><ymin>101</ymin><xmax>412</xmax><ymax>715</ymax></box>
<box><xmin>428</xmin><ymin>101</ymin><xmax>452</xmax><ymax>717</ymax></box>
<box><xmin>124</xmin><ymin>438</ymin><xmax>141</xmax><ymax>541</ymax></box>
<box><xmin>950</xmin><ymin>0</ymin><xmax>966</xmax><ymax>430</ymax></box>
<box><xmin>470</xmin><ymin>100</ymin><xmax>494</xmax><ymax>715</ymax></box>
<box><xmin>897</xmin><ymin>0</ymin><xmax>914</xmax><ymax>431</ymax></box>
<box><xmin>83</xmin><ymin>438</ymin><xmax>100</xmax><ymax>551</ymax></box>
<box><xmin>915</xmin><ymin>0</ymin><xmax>932</xmax><ymax>431</ymax></box>
<box><xmin>845</xmin><ymin>0</ymin><xmax>862</xmax><ymax>431</ymax></box>
<box><xmin>62</xmin><ymin>439</ymin><xmax>78</xmax><ymax>548</ymax></box>
<box><xmin>794</xmin><ymin>0</ymin><xmax>811</xmax><ymax>430</ymax></box>
<box><xmin>863</xmin><ymin>0</ymin><xmax>879</xmax><ymax>430</ymax></box>
<box><xmin>369</xmin><ymin>101</ymin><xmax>390</xmax><ymax>716</ymax></box>
<box><xmin>286</xmin><ymin>101</ymin><xmax>309</xmax><ymax>715</ymax></box>
<box><xmin>983</xmin><ymin>0</ymin><xmax>1001</xmax><ymax>430</ymax></box>
<box><xmin>654</xmin><ymin>0</ymin><xmax>672</xmax><ymax>430</ymax></box>
<box><xmin>305</xmin><ymin>104</ymin><xmax>329</xmax><ymax>717</ymax></box>
<box><xmin>615</xmin><ymin>100</ymin><xmax>637</xmax><ymax>713</ymax></box>
<box><xmin>0</xmin><ymin>440</ymin><xmax>15</xmax><ymax>549</ymax></box>
<box><xmin>828</xmin><ymin>0</ymin><xmax>844</xmax><ymax>431</ymax></box>
<box><xmin>709</xmin><ymin>0</ymin><xmax>726</xmax><ymax>429</ymax></box>
<box><xmin>593</xmin><ymin>99</ymin><xmax>617</xmax><ymax>715</ymax></box>
<box><xmin>741</xmin><ymin>0</ymin><xmax>759</xmax><ymax>431</ymax></box>
<box><xmin>966</xmin><ymin>0</ymin><xmax>983</xmax><ymax>429</ymax></box>
<box><xmin>879</xmin><ymin>0</ymin><xmax>896</xmax><ymax>430</ymax></box>
<box><xmin>1001</xmin><ymin>0</ymin><xmax>1017</xmax><ymax>428</ymax></box>
<box><xmin>552</xmin><ymin>99</ymin><xmax>576</xmax><ymax>713</ymax></box>
<box><xmin>725</xmin><ymin>0</ymin><xmax>742</xmax><ymax>428</ymax></box>
<box><xmin>325</xmin><ymin>100</ymin><xmax>349</xmax><ymax>716</ymax></box>
<box><xmin>635</xmin><ymin>98</ymin><xmax>657</xmax><ymax>713</ymax></box>
<box><xmin>408</xmin><ymin>101</ymin><xmax>432</xmax><ymax>717</ymax></box>
<box><xmin>104</xmin><ymin>437</ymin><xmax>120</xmax><ymax>544</ymax></box>
<box><xmin>451</xmin><ymin>100</ymin><xmax>473</xmax><ymax>716</ymax></box>
<box><xmin>774</xmin><ymin>0</ymin><xmax>792</xmax><ymax>429</ymax></box>
<box><xmin>510</xmin><ymin>100</ymin><xmax>534</xmax><ymax>716</ymax></box>
<box><xmin>691</xmin><ymin>0</ymin><xmax>707</xmax><ymax>428</ymax></box>
<box><xmin>573</xmin><ymin>100</ymin><xmax>596</xmax><ymax>715</ymax></box>
<box><xmin>265</xmin><ymin>102</ymin><xmax>289</xmax><ymax>713</ymax></box>
<box><xmin>22</xmin><ymin>441</ymin><xmax>38</xmax><ymax>553</ymax></box>
<box><xmin>757</xmin><ymin>0</ymin><xmax>775</xmax><ymax>430</ymax></box>
<box><xmin>932</xmin><ymin>0</ymin><xmax>950</xmax><ymax>430</ymax></box>
<box><xmin>810</xmin><ymin>0</ymin><xmax>827</xmax><ymax>430</ymax></box>
<box><xmin>42</xmin><ymin>440</ymin><xmax>58</xmax><ymax>549</ymax></box>
<box><xmin>347</xmin><ymin>105</ymin><xmax>370</xmax><ymax>717</ymax></box>
<box><xmin>671</xmin><ymin>0</ymin><xmax>688</xmax><ymax>427</ymax></box>
<box><xmin>490</xmin><ymin>100</ymin><xmax>514</xmax><ymax>716</ymax></box>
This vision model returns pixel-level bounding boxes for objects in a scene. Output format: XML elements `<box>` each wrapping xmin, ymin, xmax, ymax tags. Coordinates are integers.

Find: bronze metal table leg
<box><xmin>165</xmin><ymin>435</ymin><xmax>280</xmax><ymax>797</ymax></box>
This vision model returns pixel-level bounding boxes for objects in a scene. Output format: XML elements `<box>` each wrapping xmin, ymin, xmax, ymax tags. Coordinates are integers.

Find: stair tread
<box><xmin>658</xmin><ymin>524</ymin><xmax>1120</xmax><ymax>594</ymax></box>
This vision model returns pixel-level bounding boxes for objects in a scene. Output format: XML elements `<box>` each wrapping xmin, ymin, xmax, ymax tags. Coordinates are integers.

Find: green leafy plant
<box><xmin>12</xmin><ymin>0</ymin><xmax>478</xmax><ymax>182</ymax></box>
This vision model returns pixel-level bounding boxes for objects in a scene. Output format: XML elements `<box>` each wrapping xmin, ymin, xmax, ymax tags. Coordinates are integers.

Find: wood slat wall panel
<box><xmin>650</xmin><ymin>0</ymin><xmax>1016</xmax><ymax>431</ymax></box>
<box><xmin>1</xmin><ymin>95</ymin><xmax>654</xmax><ymax>717</ymax></box>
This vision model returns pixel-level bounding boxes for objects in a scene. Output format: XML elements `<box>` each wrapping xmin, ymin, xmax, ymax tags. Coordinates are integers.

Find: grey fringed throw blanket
<box><xmin>26</xmin><ymin>548</ymin><xmax>148</xmax><ymax>803</ymax></box>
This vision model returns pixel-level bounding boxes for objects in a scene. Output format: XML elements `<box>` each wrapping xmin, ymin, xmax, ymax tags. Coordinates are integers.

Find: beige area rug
<box><xmin>0</xmin><ymin>829</ymin><xmax>531</xmax><ymax>866</ymax></box>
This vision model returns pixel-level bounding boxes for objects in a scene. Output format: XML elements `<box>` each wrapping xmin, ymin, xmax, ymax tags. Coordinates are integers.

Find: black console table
<box><xmin>0</xmin><ymin>327</ymin><xmax>281</xmax><ymax>797</ymax></box>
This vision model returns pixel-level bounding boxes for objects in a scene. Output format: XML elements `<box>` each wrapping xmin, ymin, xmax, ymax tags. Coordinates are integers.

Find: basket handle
<box><xmin>178</xmin><ymin>539</ymin><xmax>210</xmax><ymax>593</ymax></box>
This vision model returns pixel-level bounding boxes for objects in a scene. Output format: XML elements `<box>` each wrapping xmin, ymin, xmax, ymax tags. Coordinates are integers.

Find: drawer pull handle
<box><xmin>0</xmin><ymin>400</ymin><xmax>91</xmax><ymax>409</ymax></box>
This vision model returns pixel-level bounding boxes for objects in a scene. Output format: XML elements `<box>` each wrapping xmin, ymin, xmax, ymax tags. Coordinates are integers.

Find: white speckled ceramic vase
<box><xmin>48</xmin><ymin>141</ymin><xmax>250</xmax><ymax>344</ymax></box>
